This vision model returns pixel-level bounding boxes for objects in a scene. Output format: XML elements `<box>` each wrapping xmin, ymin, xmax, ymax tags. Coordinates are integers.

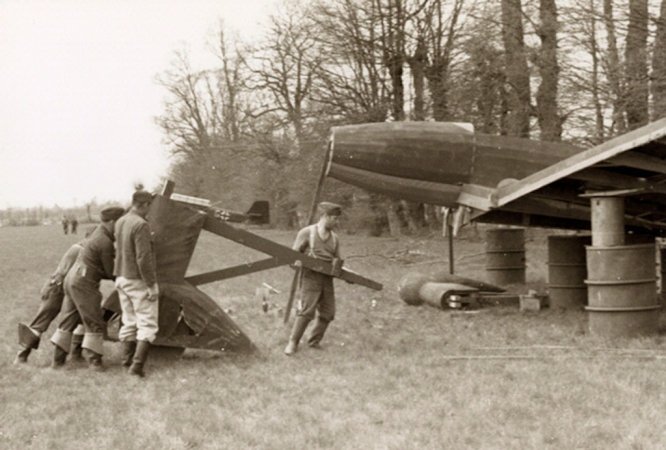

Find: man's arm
<box><xmin>292</xmin><ymin>227</ymin><xmax>309</xmax><ymax>253</ymax></box>
<box><xmin>100</xmin><ymin>244</ymin><xmax>115</xmax><ymax>280</ymax></box>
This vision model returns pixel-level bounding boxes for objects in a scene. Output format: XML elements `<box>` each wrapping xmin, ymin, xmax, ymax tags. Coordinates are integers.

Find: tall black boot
<box><xmin>82</xmin><ymin>349</ymin><xmax>105</xmax><ymax>372</ymax></box>
<box><xmin>14</xmin><ymin>347</ymin><xmax>31</xmax><ymax>364</ymax></box>
<box><xmin>129</xmin><ymin>340</ymin><xmax>151</xmax><ymax>377</ymax></box>
<box><xmin>307</xmin><ymin>318</ymin><xmax>330</xmax><ymax>348</ymax></box>
<box><xmin>70</xmin><ymin>334</ymin><xmax>84</xmax><ymax>362</ymax></box>
<box><xmin>284</xmin><ymin>316</ymin><xmax>311</xmax><ymax>356</ymax></box>
<box><xmin>52</xmin><ymin>345</ymin><xmax>67</xmax><ymax>368</ymax></box>
<box><xmin>15</xmin><ymin>323</ymin><xmax>40</xmax><ymax>364</ymax></box>
<box><xmin>121</xmin><ymin>341</ymin><xmax>137</xmax><ymax>368</ymax></box>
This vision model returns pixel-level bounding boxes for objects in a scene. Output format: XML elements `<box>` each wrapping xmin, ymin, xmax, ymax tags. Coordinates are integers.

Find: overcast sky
<box><xmin>0</xmin><ymin>0</ymin><xmax>275</xmax><ymax>208</ymax></box>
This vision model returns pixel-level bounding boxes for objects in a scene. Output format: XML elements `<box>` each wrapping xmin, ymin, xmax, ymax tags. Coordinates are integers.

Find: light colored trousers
<box><xmin>115</xmin><ymin>277</ymin><xmax>159</xmax><ymax>342</ymax></box>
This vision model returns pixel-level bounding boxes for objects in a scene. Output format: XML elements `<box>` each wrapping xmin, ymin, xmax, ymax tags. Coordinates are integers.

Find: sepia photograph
<box><xmin>3</xmin><ymin>0</ymin><xmax>666</xmax><ymax>448</ymax></box>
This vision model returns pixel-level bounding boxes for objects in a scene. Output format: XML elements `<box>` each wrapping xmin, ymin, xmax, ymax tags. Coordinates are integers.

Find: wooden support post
<box><xmin>584</xmin><ymin>194</ymin><xmax>625</xmax><ymax>246</ymax></box>
<box><xmin>161</xmin><ymin>180</ymin><xmax>175</xmax><ymax>199</ymax></box>
<box><xmin>448</xmin><ymin>223</ymin><xmax>455</xmax><ymax>275</ymax></box>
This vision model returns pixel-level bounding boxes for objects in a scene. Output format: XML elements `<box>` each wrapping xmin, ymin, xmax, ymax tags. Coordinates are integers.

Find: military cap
<box><xmin>132</xmin><ymin>190</ymin><xmax>153</xmax><ymax>204</ymax></box>
<box><xmin>100</xmin><ymin>206</ymin><xmax>125</xmax><ymax>222</ymax></box>
<box><xmin>318</xmin><ymin>201</ymin><xmax>343</xmax><ymax>216</ymax></box>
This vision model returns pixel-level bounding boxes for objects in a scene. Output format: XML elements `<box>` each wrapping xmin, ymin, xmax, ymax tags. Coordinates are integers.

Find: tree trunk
<box><xmin>409</xmin><ymin>36</ymin><xmax>427</xmax><ymax>121</ymax></box>
<box><xmin>500</xmin><ymin>0</ymin><xmax>531</xmax><ymax>137</ymax></box>
<box><xmin>386</xmin><ymin>201</ymin><xmax>403</xmax><ymax>237</ymax></box>
<box><xmin>603</xmin><ymin>0</ymin><xmax>626</xmax><ymax>133</ymax></box>
<box><xmin>589</xmin><ymin>0</ymin><xmax>605</xmax><ymax>143</ymax></box>
<box><xmin>536</xmin><ymin>0</ymin><xmax>562</xmax><ymax>141</ymax></box>
<box><xmin>652</xmin><ymin>0</ymin><xmax>666</xmax><ymax>119</ymax></box>
<box><xmin>624</xmin><ymin>0</ymin><xmax>649</xmax><ymax>129</ymax></box>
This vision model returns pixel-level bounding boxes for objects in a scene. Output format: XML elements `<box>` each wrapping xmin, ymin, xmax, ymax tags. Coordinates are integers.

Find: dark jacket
<box><xmin>77</xmin><ymin>226</ymin><xmax>115</xmax><ymax>282</ymax></box>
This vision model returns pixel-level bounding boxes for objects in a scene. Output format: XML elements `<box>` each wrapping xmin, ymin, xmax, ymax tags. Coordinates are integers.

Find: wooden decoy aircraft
<box><xmin>327</xmin><ymin>119</ymin><xmax>666</xmax><ymax>235</ymax></box>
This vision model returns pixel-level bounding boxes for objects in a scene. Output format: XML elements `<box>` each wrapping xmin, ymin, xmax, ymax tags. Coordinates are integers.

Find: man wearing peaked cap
<box><xmin>132</xmin><ymin>190</ymin><xmax>153</xmax><ymax>204</ymax></box>
<box><xmin>285</xmin><ymin>201</ymin><xmax>344</xmax><ymax>356</ymax></box>
<box><xmin>100</xmin><ymin>206</ymin><xmax>125</xmax><ymax>221</ymax></box>
<box><xmin>50</xmin><ymin>205</ymin><xmax>125</xmax><ymax>371</ymax></box>
<box><xmin>317</xmin><ymin>202</ymin><xmax>342</xmax><ymax>216</ymax></box>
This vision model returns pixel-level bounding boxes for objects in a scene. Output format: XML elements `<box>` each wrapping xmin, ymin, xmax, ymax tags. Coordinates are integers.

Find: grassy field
<box><xmin>2</xmin><ymin>224</ymin><xmax>666</xmax><ymax>449</ymax></box>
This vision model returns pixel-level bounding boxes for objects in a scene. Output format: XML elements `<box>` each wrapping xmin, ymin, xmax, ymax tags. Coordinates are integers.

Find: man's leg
<box><xmin>14</xmin><ymin>324</ymin><xmax>40</xmax><ymax>364</ymax></box>
<box><xmin>284</xmin><ymin>273</ymin><xmax>321</xmax><ymax>355</ymax></box>
<box><xmin>74</xmin><ymin>285</ymin><xmax>106</xmax><ymax>371</ymax></box>
<box><xmin>116</xmin><ymin>278</ymin><xmax>140</xmax><ymax>369</ymax></box>
<box><xmin>50</xmin><ymin>296</ymin><xmax>81</xmax><ymax>368</ymax></box>
<box><xmin>70</xmin><ymin>325</ymin><xmax>84</xmax><ymax>362</ymax></box>
<box><xmin>307</xmin><ymin>278</ymin><xmax>336</xmax><ymax>348</ymax></box>
<box><xmin>129</xmin><ymin>292</ymin><xmax>159</xmax><ymax>377</ymax></box>
<box><xmin>29</xmin><ymin>282</ymin><xmax>65</xmax><ymax>335</ymax></box>
<box><xmin>116</xmin><ymin>278</ymin><xmax>138</xmax><ymax>343</ymax></box>
<box><xmin>15</xmin><ymin>283</ymin><xmax>65</xmax><ymax>363</ymax></box>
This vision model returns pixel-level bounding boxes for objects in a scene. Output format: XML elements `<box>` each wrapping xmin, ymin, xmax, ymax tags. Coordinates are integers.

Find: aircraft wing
<box><xmin>463</xmin><ymin>118</ymin><xmax>666</xmax><ymax>232</ymax></box>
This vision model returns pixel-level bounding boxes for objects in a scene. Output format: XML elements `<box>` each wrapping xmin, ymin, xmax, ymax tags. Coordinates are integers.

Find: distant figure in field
<box><xmin>70</xmin><ymin>217</ymin><xmax>78</xmax><ymax>234</ymax></box>
<box><xmin>50</xmin><ymin>206</ymin><xmax>125</xmax><ymax>371</ymax></box>
<box><xmin>284</xmin><ymin>202</ymin><xmax>344</xmax><ymax>356</ymax></box>
<box><xmin>114</xmin><ymin>190</ymin><xmax>159</xmax><ymax>378</ymax></box>
<box><xmin>61</xmin><ymin>217</ymin><xmax>69</xmax><ymax>235</ymax></box>
<box><xmin>14</xmin><ymin>225</ymin><xmax>97</xmax><ymax>364</ymax></box>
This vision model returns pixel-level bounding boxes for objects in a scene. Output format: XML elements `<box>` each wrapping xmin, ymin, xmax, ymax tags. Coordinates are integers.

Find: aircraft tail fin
<box><xmin>246</xmin><ymin>201</ymin><xmax>270</xmax><ymax>225</ymax></box>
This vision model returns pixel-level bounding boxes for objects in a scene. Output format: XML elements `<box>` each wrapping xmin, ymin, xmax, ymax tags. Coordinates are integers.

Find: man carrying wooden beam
<box><xmin>284</xmin><ymin>202</ymin><xmax>344</xmax><ymax>356</ymax></box>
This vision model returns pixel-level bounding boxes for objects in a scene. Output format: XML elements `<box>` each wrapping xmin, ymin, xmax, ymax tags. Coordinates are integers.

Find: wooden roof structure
<box><xmin>460</xmin><ymin>118</ymin><xmax>666</xmax><ymax>233</ymax></box>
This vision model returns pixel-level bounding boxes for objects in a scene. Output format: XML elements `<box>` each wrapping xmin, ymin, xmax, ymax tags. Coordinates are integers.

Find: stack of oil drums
<box><xmin>584</xmin><ymin>197</ymin><xmax>660</xmax><ymax>338</ymax></box>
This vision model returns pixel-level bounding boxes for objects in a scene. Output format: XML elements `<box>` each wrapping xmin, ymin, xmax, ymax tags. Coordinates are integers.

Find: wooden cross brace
<box><xmin>184</xmin><ymin>212</ymin><xmax>382</xmax><ymax>291</ymax></box>
<box><xmin>160</xmin><ymin>180</ymin><xmax>382</xmax><ymax>291</ymax></box>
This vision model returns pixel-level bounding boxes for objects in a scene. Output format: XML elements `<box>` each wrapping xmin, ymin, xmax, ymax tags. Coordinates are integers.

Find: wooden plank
<box><xmin>610</xmin><ymin>152</ymin><xmax>666</xmax><ymax>174</ymax></box>
<box><xmin>496</xmin><ymin>118</ymin><xmax>666</xmax><ymax>207</ymax></box>
<box><xmin>202</xmin><ymin>215</ymin><xmax>383</xmax><ymax>291</ymax></box>
<box><xmin>456</xmin><ymin>184</ymin><xmax>494</xmax><ymax>211</ymax></box>
<box><xmin>161</xmin><ymin>180</ymin><xmax>175</xmax><ymax>198</ymax></box>
<box><xmin>185</xmin><ymin>258</ymin><xmax>283</xmax><ymax>286</ymax></box>
<box><xmin>569</xmin><ymin>169</ymin><xmax>666</xmax><ymax>195</ymax></box>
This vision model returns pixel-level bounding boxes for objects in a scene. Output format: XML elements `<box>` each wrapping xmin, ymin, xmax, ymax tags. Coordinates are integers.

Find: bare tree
<box><xmin>422</xmin><ymin>0</ymin><xmax>466</xmax><ymax>121</ymax></box>
<box><xmin>311</xmin><ymin>0</ymin><xmax>391</xmax><ymax>122</ymax></box>
<box><xmin>250</xmin><ymin>2</ymin><xmax>324</xmax><ymax>153</ymax></box>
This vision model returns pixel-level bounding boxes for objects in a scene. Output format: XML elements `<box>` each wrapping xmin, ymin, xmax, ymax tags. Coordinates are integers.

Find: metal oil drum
<box><xmin>585</xmin><ymin>243</ymin><xmax>660</xmax><ymax>338</ymax></box>
<box><xmin>485</xmin><ymin>228</ymin><xmax>525</xmax><ymax>285</ymax></box>
<box><xmin>547</xmin><ymin>235</ymin><xmax>590</xmax><ymax>309</ymax></box>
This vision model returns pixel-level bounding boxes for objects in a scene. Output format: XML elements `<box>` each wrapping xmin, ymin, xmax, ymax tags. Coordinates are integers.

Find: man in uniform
<box><xmin>50</xmin><ymin>206</ymin><xmax>125</xmax><ymax>370</ymax></box>
<box><xmin>284</xmin><ymin>202</ymin><xmax>344</xmax><ymax>356</ymax></box>
<box><xmin>14</xmin><ymin>226</ymin><xmax>96</xmax><ymax>364</ymax></box>
<box><xmin>114</xmin><ymin>190</ymin><xmax>159</xmax><ymax>377</ymax></box>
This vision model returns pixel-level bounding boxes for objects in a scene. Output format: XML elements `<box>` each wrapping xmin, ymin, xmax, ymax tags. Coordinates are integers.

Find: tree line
<box><xmin>157</xmin><ymin>0</ymin><xmax>666</xmax><ymax>234</ymax></box>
